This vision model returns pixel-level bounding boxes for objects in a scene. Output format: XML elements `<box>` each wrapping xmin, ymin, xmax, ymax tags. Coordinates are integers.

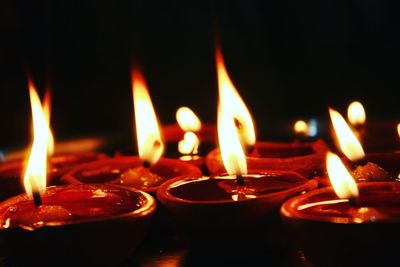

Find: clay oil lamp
<box><xmin>281</xmin><ymin>152</ymin><xmax>400</xmax><ymax>267</ymax></box>
<box><xmin>157</xmin><ymin>59</ymin><xmax>317</xmax><ymax>246</ymax></box>
<box><xmin>347</xmin><ymin>101</ymin><xmax>399</xmax><ymax>152</ymax></box>
<box><xmin>61</xmin><ymin>69</ymin><xmax>201</xmax><ymax>195</ymax></box>
<box><xmin>317</xmin><ymin>108</ymin><xmax>394</xmax><ymax>187</ymax></box>
<box><xmin>0</xmin><ymin>83</ymin><xmax>106</xmax><ymax>202</ymax></box>
<box><xmin>0</xmin><ymin>96</ymin><xmax>156</xmax><ymax>267</ymax></box>
<box><xmin>205</xmin><ymin>47</ymin><xmax>328</xmax><ymax>178</ymax></box>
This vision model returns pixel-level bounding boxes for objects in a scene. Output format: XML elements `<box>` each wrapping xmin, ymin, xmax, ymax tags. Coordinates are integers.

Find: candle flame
<box><xmin>132</xmin><ymin>68</ymin><xmax>164</xmax><ymax>165</ymax></box>
<box><xmin>347</xmin><ymin>101</ymin><xmax>366</xmax><ymax>127</ymax></box>
<box><xmin>215</xmin><ymin>47</ymin><xmax>256</xmax><ymax>151</ymax></box>
<box><xmin>294</xmin><ymin>120</ymin><xmax>309</xmax><ymax>136</ymax></box>
<box><xmin>176</xmin><ymin>107</ymin><xmax>201</xmax><ymax>132</ymax></box>
<box><xmin>397</xmin><ymin>123</ymin><xmax>400</xmax><ymax>139</ymax></box>
<box><xmin>176</xmin><ymin>107</ymin><xmax>201</xmax><ymax>155</ymax></box>
<box><xmin>216</xmin><ymin>48</ymin><xmax>250</xmax><ymax>175</ymax></box>
<box><xmin>329</xmin><ymin>108</ymin><xmax>365</xmax><ymax>162</ymax></box>
<box><xmin>178</xmin><ymin>132</ymin><xmax>199</xmax><ymax>155</ymax></box>
<box><xmin>326</xmin><ymin>152</ymin><xmax>359</xmax><ymax>199</ymax></box>
<box><xmin>23</xmin><ymin>84</ymin><xmax>51</xmax><ymax>197</ymax></box>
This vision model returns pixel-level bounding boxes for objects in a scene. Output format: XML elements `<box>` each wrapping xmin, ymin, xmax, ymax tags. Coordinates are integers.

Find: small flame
<box><xmin>23</xmin><ymin>85</ymin><xmax>50</xmax><ymax>197</ymax></box>
<box><xmin>176</xmin><ymin>107</ymin><xmax>201</xmax><ymax>155</ymax></box>
<box><xmin>43</xmin><ymin>89</ymin><xmax>54</xmax><ymax>155</ymax></box>
<box><xmin>215</xmin><ymin>48</ymin><xmax>256</xmax><ymax>151</ymax></box>
<box><xmin>28</xmin><ymin>80</ymin><xmax>54</xmax><ymax>156</ymax></box>
<box><xmin>132</xmin><ymin>69</ymin><xmax>164</xmax><ymax>165</ymax></box>
<box><xmin>178</xmin><ymin>132</ymin><xmax>199</xmax><ymax>155</ymax></box>
<box><xmin>294</xmin><ymin>120</ymin><xmax>308</xmax><ymax>136</ymax></box>
<box><xmin>326</xmin><ymin>152</ymin><xmax>359</xmax><ymax>199</ymax></box>
<box><xmin>329</xmin><ymin>108</ymin><xmax>365</xmax><ymax>162</ymax></box>
<box><xmin>397</xmin><ymin>123</ymin><xmax>400</xmax><ymax>139</ymax></box>
<box><xmin>216</xmin><ymin>48</ymin><xmax>250</xmax><ymax>176</ymax></box>
<box><xmin>176</xmin><ymin>107</ymin><xmax>201</xmax><ymax>132</ymax></box>
<box><xmin>347</xmin><ymin>101</ymin><xmax>366</xmax><ymax>127</ymax></box>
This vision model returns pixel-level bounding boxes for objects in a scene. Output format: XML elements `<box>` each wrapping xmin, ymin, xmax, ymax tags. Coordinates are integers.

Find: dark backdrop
<box><xmin>1</xmin><ymin>0</ymin><xmax>399</xmax><ymax>149</ymax></box>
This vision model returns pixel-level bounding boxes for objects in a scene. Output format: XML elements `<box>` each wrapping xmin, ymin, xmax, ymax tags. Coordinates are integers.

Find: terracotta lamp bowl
<box><xmin>157</xmin><ymin>170</ymin><xmax>317</xmax><ymax>246</ymax></box>
<box><xmin>0</xmin><ymin>152</ymin><xmax>107</xmax><ymax>202</ymax></box>
<box><xmin>315</xmin><ymin>152</ymin><xmax>400</xmax><ymax>187</ymax></box>
<box><xmin>206</xmin><ymin>139</ymin><xmax>329</xmax><ymax>178</ymax></box>
<box><xmin>0</xmin><ymin>184</ymin><xmax>156</xmax><ymax>267</ymax></box>
<box><xmin>281</xmin><ymin>182</ymin><xmax>400</xmax><ymax>267</ymax></box>
<box><xmin>61</xmin><ymin>156</ymin><xmax>202</xmax><ymax>195</ymax></box>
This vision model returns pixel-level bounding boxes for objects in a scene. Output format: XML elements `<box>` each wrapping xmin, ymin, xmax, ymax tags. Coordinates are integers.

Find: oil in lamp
<box><xmin>0</xmin><ymin>90</ymin><xmax>156</xmax><ymax>266</ymax></box>
<box><xmin>157</xmin><ymin>60</ymin><xmax>317</xmax><ymax>245</ymax></box>
<box><xmin>0</xmin><ymin>81</ymin><xmax>106</xmax><ymax>202</ymax></box>
<box><xmin>281</xmin><ymin>152</ymin><xmax>400</xmax><ymax>267</ymax></box>
<box><xmin>205</xmin><ymin>47</ymin><xmax>328</xmax><ymax>178</ymax></box>
<box><xmin>61</xmin><ymin>69</ymin><xmax>201</xmax><ymax>194</ymax></box>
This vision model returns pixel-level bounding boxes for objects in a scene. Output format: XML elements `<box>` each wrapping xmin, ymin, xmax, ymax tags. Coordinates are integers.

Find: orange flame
<box><xmin>176</xmin><ymin>107</ymin><xmax>201</xmax><ymax>132</ymax></box>
<box><xmin>347</xmin><ymin>101</ymin><xmax>366</xmax><ymax>127</ymax></box>
<box><xmin>294</xmin><ymin>120</ymin><xmax>308</xmax><ymax>136</ymax></box>
<box><xmin>215</xmin><ymin>48</ymin><xmax>256</xmax><ymax>151</ymax></box>
<box><xmin>23</xmin><ymin>85</ymin><xmax>50</xmax><ymax>197</ymax></box>
<box><xmin>397</xmin><ymin>123</ymin><xmax>400</xmax><ymax>139</ymax></box>
<box><xmin>326</xmin><ymin>152</ymin><xmax>359</xmax><ymax>199</ymax></box>
<box><xmin>216</xmin><ymin>48</ymin><xmax>252</xmax><ymax>175</ymax></box>
<box><xmin>176</xmin><ymin>107</ymin><xmax>201</xmax><ymax>155</ymax></box>
<box><xmin>132</xmin><ymin>69</ymin><xmax>164</xmax><ymax>165</ymax></box>
<box><xmin>28</xmin><ymin>80</ymin><xmax>54</xmax><ymax>156</ymax></box>
<box><xmin>329</xmin><ymin>108</ymin><xmax>365</xmax><ymax>162</ymax></box>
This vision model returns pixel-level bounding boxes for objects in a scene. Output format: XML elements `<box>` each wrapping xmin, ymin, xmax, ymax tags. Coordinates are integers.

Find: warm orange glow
<box><xmin>176</xmin><ymin>107</ymin><xmax>201</xmax><ymax>132</ymax></box>
<box><xmin>397</xmin><ymin>123</ymin><xmax>400</xmax><ymax>139</ymax></box>
<box><xmin>215</xmin><ymin>48</ymin><xmax>256</xmax><ymax>150</ymax></box>
<box><xmin>326</xmin><ymin>152</ymin><xmax>359</xmax><ymax>199</ymax></box>
<box><xmin>329</xmin><ymin>108</ymin><xmax>365</xmax><ymax>162</ymax></box>
<box><xmin>294</xmin><ymin>120</ymin><xmax>308</xmax><ymax>136</ymax></box>
<box><xmin>28</xmin><ymin>81</ymin><xmax>54</xmax><ymax>156</ymax></box>
<box><xmin>132</xmin><ymin>69</ymin><xmax>164</xmax><ymax>165</ymax></box>
<box><xmin>216</xmin><ymin>47</ymin><xmax>254</xmax><ymax>175</ymax></box>
<box><xmin>178</xmin><ymin>132</ymin><xmax>199</xmax><ymax>155</ymax></box>
<box><xmin>217</xmin><ymin>103</ymin><xmax>247</xmax><ymax>176</ymax></box>
<box><xmin>23</xmin><ymin>86</ymin><xmax>50</xmax><ymax>197</ymax></box>
<box><xmin>347</xmin><ymin>101</ymin><xmax>366</xmax><ymax>127</ymax></box>
<box><xmin>43</xmin><ymin>89</ymin><xmax>54</xmax><ymax>155</ymax></box>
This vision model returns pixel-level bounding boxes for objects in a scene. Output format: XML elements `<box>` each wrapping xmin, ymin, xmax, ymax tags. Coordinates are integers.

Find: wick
<box><xmin>142</xmin><ymin>160</ymin><xmax>151</xmax><ymax>168</ymax></box>
<box><xmin>236</xmin><ymin>174</ymin><xmax>245</xmax><ymax>187</ymax></box>
<box><xmin>348</xmin><ymin>196</ymin><xmax>359</xmax><ymax>207</ymax></box>
<box><xmin>235</xmin><ymin>174</ymin><xmax>247</xmax><ymax>200</ymax></box>
<box><xmin>33</xmin><ymin>191</ymin><xmax>42</xmax><ymax>207</ymax></box>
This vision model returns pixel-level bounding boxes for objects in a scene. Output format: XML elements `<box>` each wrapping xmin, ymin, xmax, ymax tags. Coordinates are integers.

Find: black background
<box><xmin>1</xmin><ymin>0</ymin><xmax>399</xmax><ymax>149</ymax></box>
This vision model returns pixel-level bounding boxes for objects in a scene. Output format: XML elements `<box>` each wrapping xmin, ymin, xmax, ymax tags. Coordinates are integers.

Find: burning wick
<box><xmin>32</xmin><ymin>191</ymin><xmax>42</xmax><ymax>207</ymax></box>
<box><xmin>235</xmin><ymin>174</ymin><xmax>247</xmax><ymax>201</ymax></box>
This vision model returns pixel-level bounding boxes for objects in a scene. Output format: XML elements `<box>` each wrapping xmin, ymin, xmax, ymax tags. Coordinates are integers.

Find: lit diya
<box><xmin>205</xmin><ymin>47</ymin><xmax>328</xmax><ymax>178</ymax></box>
<box><xmin>0</xmin><ymin>95</ymin><xmax>156</xmax><ymax>267</ymax></box>
<box><xmin>157</xmin><ymin>55</ymin><xmax>317</xmax><ymax>244</ymax></box>
<box><xmin>0</xmin><ymin>83</ymin><xmax>106</xmax><ymax>202</ymax></box>
<box><xmin>61</xmin><ymin>69</ymin><xmax>201</xmax><ymax>194</ymax></box>
<box><xmin>316</xmin><ymin>108</ymin><xmax>395</xmax><ymax>186</ymax></box>
<box><xmin>347</xmin><ymin>100</ymin><xmax>400</xmax><ymax>152</ymax></box>
<box><xmin>281</xmin><ymin>152</ymin><xmax>400</xmax><ymax>267</ymax></box>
